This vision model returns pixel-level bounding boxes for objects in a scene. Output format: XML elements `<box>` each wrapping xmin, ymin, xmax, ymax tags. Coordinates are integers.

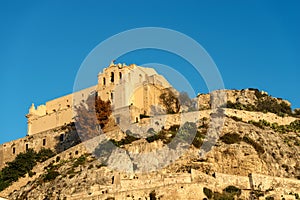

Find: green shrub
<box><xmin>248</xmin><ymin>120</ymin><xmax>265</xmax><ymax>129</ymax></box>
<box><xmin>230</xmin><ymin>116</ymin><xmax>243</xmax><ymax>122</ymax></box>
<box><xmin>0</xmin><ymin>148</ymin><xmax>55</xmax><ymax>191</ymax></box>
<box><xmin>293</xmin><ymin>109</ymin><xmax>300</xmax><ymax>117</ymax></box>
<box><xmin>68</xmin><ymin>174</ymin><xmax>75</xmax><ymax>179</ymax></box>
<box><xmin>28</xmin><ymin>171</ymin><xmax>36</xmax><ymax>177</ymax></box>
<box><xmin>146</xmin><ymin>122</ymin><xmax>197</xmax><ymax>146</ymax></box>
<box><xmin>44</xmin><ymin>169</ymin><xmax>60</xmax><ymax>182</ymax></box>
<box><xmin>88</xmin><ymin>164</ymin><xmax>94</xmax><ymax>169</ymax></box>
<box><xmin>149</xmin><ymin>190</ymin><xmax>157</xmax><ymax>200</ymax></box>
<box><xmin>270</xmin><ymin>120</ymin><xmax>300</xmax><ymax>133</ymax></box>
<box><xmin>226</xmin><ymin>101</ymin><xmax>255</xmax><ymax>111</ymax></box>
<box><xmin>192</xmin><ymin>131</ymin><xmax>205</xmax><ymax>148</ymax></box>
<box><xmin>252</xmin><ymin>190</ymin><xmax>264</xmax><ymax>198</ymax></box>
<box><xmin>256</xmin><ymin>96</ymin><xmax>292</xmax><ymax>116</ymax></box>
<box><xmin>36</xmin><ymin>148</ymin><xmax>56</xmax><ymax>162</ymax></box>
<box><xmin>223</xmin><ymin>185</ymin><xmax>241</xmax><ymax>196</ymax></box>
<box><xmin>220</xmin><ymin>133</ymin><xmax>242</xmax><ymax>144</ymax></box>
<box><xmin>213</xmin><ymin>192</ymin><xmax>234</xmax><ymax>200</ymax></box>
<box><xmin>168</xmin><ymin>124</ymin><xmax>180</xmax><ymax>131</ymax></box>
<box><xmin>110</xmin><ymin>131</ymin><xmax>139</xmax><ymax>147</ymax></box>
<box><xmin>226</xmin><ymin>90</ymin><xmax>293</xmax><ymax>117</ymax></box>
<box><xmin>253</xmin><ymin>89</ymin><xmax>267</xmax><ymax>99</ymax></box>
<box><xmin>203</xmin><ymin>187</ymin><xmax>213</xmax><ymax>199</ymax></box>
<box><xmin>243</xmin><ymin>136</ymin><xmax>265</xmax><ymax>154</ymax></box>
<box><xmin>265</xmin><ymin>196</ymin><xmax>275</xmax><ymax>200</ymax></box>
<box><xmin>146</xmin><ymin>130</ymin><xmax>166</xmax><ymax>143</ymax></box>
<box><xmin>73</xmin><ymin>155</ymin><xmax>87</xmax><ymax>168</ymax></box>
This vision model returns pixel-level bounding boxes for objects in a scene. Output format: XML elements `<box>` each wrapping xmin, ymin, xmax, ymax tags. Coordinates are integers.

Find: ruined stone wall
<box><xmin>27</xmin><ymin>86</ymin><xmax>96</xmax><ymax>135</ymax></box>
<box><xmin>0</xmin><ymin>143</ymin><xmax>88</xmax><ymax>197</ymax></box>
<box><xmin>28</xmin><ymin>108</ymin><xmax>73</xmax><ymax>136</ymax></box>
<box><xmin>0</xmin><ymin>125</ymin><xmax>79</xmax><ymax>170</ymax></box>
<box><xmin>67</xmin><ymin>170</ymin><xmax>299</xmax><ymax>200</ymax></box>
<box><xmin>161</xmin><ymin>109</ymin><xmax>297</xmax><ymax>130</ymax></box>
<box><xmin>225</xmin><ymin>109</ymin><xmax>297</xmax><ymax>125</ymax></box>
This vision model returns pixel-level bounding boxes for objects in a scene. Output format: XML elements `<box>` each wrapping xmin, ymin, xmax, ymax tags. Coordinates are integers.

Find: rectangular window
<box><xmin>43</xmin><ymin>138</ymin><xmax>46</xmax><ymax>146</ymax></box>
<box><xmin>60</xmin><ymin>134</ymin><xmax>64</xmax><ymax>142</ymax></box>
<box><xmin>26</xmin><ymin>144</ymin><xmax>29</xmax><ymax>151</ymax></box>
<box><xmin>13</xmin><ymin>147</ymin><xmax>16</xmax><ymax>154</ymax></box>
<box><xmin>111</xmin><ymin>72</ymin><xmax>115</xmax><ymax>83</ymax></box>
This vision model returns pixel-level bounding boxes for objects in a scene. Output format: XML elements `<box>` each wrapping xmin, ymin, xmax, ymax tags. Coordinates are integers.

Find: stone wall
<box><xmin>27</xmin><ymin>86</ymin><xmax>96</xmax><ymax>135</ymax></box>
<box><xmin>0</xmin><ymin>124</ymin><xmax>79</xmax><ymax>170</ymax></box>
<box><xmin>67</xmin><ymin>170</ymin><xmax>299</xmax><ymax>200</ymax></box>
<box><xmin>162</xmin><ymin>109</ymin><xmax>297</xmax><ymax>130</ymax></box>
<box><xmin>26</xmin><ymin>63</ymin><xmax>173</xmax><ymax>136</ymax></box>
<box><xmin>0</xmin><ymin>143</ymin><xmax>88</xmax><ymax>197</ymax></box>
<box><xmin>225</xmin><ymin>109</ymin><xmax>296</xmax><ymax>125</ymax></box>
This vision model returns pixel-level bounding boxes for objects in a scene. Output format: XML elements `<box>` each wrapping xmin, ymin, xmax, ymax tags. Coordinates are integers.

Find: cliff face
<box><xmin>167</xmin><ymin>117</ymin><xmax>300</xmax><ymax>178</ymax></box>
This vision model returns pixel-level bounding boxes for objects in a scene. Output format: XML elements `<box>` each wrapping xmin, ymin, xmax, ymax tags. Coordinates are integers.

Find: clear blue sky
<box><xmin>0</xmin><ymin>1</ymin><xmax>299</xmax><ymax>144</ymax></box>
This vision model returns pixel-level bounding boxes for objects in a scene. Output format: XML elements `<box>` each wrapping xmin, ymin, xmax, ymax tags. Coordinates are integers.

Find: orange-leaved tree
<box><xmin>75</xmin><ymin>94</ymin><xmax>112</xmax><ymax>140</ymax></box>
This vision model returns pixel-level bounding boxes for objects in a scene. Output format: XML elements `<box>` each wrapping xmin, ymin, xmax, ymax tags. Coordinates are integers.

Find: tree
<box><xmin>75</xmin><ymin>94</ymin><xmax>112</xmax><ymax>140</ymax></box>
<box><xmin>94</xmin><ymin>96</ymin><xmax>112</xmax><ymax>128</ymax></box>
<box><xmin>159</xmin><ymin>88</ymin><xmax>180</xmax><ymax>114</ymax></box>
<box><xmin>293</xmin><ymin>109</ymin><xmax>300</xmax><ymax>117</ymax></box>
<box><xmin>0</xmin><ymin>148</ymin><xmax>55</xmax><ymax>191</ymax></box>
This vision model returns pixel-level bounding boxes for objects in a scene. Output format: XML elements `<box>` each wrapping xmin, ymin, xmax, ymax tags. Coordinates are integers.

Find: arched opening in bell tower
<box><xmin>111</xmin><ymin>72</ymin><xmax>115</xmax><ymax>83</ymax></box>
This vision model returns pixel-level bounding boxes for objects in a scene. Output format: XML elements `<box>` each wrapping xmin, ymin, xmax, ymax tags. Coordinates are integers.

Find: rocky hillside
<box><xmin>1</xmin><ymin>89</ymin><xmax>300</xmax><ymax>200</ymax></box>
<box><xmin>2</xmin><ymin>112</ymin><xmax>300</xmax><ymax>200</ymax></box>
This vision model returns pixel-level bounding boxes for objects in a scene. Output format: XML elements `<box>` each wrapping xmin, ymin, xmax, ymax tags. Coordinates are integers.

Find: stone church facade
<box><xmin>26</xmin><ymin>62</ymin><xmax>172</xmax><ymax>136</ymax></box>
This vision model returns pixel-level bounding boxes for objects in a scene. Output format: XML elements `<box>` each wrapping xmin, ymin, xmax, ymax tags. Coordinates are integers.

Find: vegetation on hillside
<box><xmin>226</xmin><ymin>89</ymin><xmax>296</xmax><ymax>117</ymax></box>
<box><xmin>146</xmin><ymin>122</ymin><xmax>200</xmax><ymax>149</ymax></box>
<box><xmin>246</xmin><ymin>118</ymin><xmax>300</xmax><ymax>134</ymax></box>
<box><xmin>0</xmin><ymin>148</ymin><xmax>55</xmax><ymax>191</ymax></box>
<box><xmin>203</xmin><ymin>185</ymin><xmax>241</xmax><ymax>200</ymax></box>
<box><xmin>110</xmin><ymin>130</ymin><xmax>140</xmax><ymax>147</ymax></box>
<box><xmin>220</xmin><ymin>133</ymin><xmax>265</xmax><ymax>155</ymax></box>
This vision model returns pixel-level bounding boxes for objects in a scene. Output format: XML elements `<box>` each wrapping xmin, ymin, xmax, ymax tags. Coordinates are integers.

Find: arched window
<box><xmin>111</xmin><ymin>72</ymin><xmax>114</xmax><ymax>83</ymax></box>
<box><xmin>119</xmin><ymin>72</ymin><xmax>122</xmax><ymax>80</ymax></box>
<box><xmin>111</xmin><ymin>92</ymin><xmax>114</xmax><ymax>102</ymax></box>
<box><xmin>103</xmin><ymin>77</ymin><xmax>106</xmax><ymax>86</ymax></box>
